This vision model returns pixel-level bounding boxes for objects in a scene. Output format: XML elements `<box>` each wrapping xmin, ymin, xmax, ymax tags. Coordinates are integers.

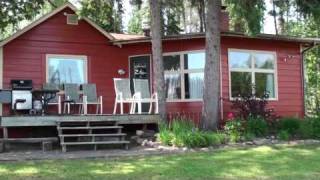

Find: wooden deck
<box><xmin>0</xmin><ymin>114</ymin><xmax>160</xmax><ymax>127</ymax></box>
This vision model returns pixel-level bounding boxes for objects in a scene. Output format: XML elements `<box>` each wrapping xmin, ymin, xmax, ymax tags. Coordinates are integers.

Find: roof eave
<box><xmin>111</xmin><ymin>32</ymin><xmax>320</xmax><ymax>46</ymax></box>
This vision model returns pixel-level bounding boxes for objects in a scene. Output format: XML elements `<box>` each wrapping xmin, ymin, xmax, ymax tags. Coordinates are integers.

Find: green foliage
<box><xmin>158</xmin><ymin>119</ymin><xmax>226</xmax><ymax>148</ymax></box>
<box><xmin>80</xmin><ymin>0</ymin><xmax>123</xmax><ymax>32</ymax></box>
<box><xmin>298</xmin><ymin>119</ymin><xmax>314</xmax><ymax>139</ymax></box>
<box><xmin>244</xmin><ymin>132</ymin><xmax>256</xmax><ymax>141</ymax></box>
<box><xmin>246</xmin><ymin>116</ymin><xmax>268</xmax><ymax>137</ymax></box>
<box><xmin>278</xmin><ymin>130</ymin><xmax>290</xmax><ymax>141</ymax></box>
<box><xmin>158</xmin><ymin>122</ymin><xmax>173</xmax><ymax>145</ymax></box>
<box><xmin>0</xmin><ymin>0</ymin><xmax>47</xmax><ymax>39</ymax></box>
<box><xmin>224</xmin><ymin>119</ymin><xmax>243</xmax><ymax>142</ymax></box>
<box><xmin>303</xmin><ymin>117</ymin><xmax>320</xmax><ymax>139</ymax></box>
<box><xmin>225</xmin><ymin>0</ymin><xmax>266</xmax><ymax>34</ymax></box>
<box><xmin>277</xmin><ymin>117</ymin><xmax>301</xmax><ymax>136</ymax></box>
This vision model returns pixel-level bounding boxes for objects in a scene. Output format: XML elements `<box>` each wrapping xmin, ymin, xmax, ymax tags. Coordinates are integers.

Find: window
<box><xmin>229</xmin><ymin>49</ymin><xmax>277</xmax><ymax>99</ymax></box>
<box><xmin>46</xmin><ymin>54</ymin><xmax>87</xmax><ymax>84</ymax></box>
<box><xmin>164</xmin><ymin>51</ymin><xmax>204</xmax><ymax>101</ymax></box>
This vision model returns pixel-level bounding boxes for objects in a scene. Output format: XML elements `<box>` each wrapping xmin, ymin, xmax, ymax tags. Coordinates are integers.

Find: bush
<box><xmin>158</xmin><ymin>119</ymin><xmax>226</xmax><ymax>148</ymax></box>
<box><xmin>278</xmin><ymin>130</ymin><xmax>290</xmax><ymax>141</ymax></box>
<box><xmin>246</xmin><ymin>116</ymin><xmax>268</xmax><ymax>137</ymax></box>
<box><xmin>158</xmin><ymin>122</ymin><xmax>173</xmax><ymax>145</ymax></box>
<box><xmin>277</xmin><ymin>117</ymin><xmax>301</xmax><ymax>136</ymax></box>
<box><xmin>224</xmin><ymin>119</ymin><xmax>243</xmax><ymax>142</ymax></box>
<box><xmin>298</xmin><ymin>120</ymin><xmax>314</xmax><ymax>139</ymax></box>
<box><xmin>310</xmin><ymin>117</ymin><xmax>320</xmax><ymax>138</ymax></box>
<box><xmin>230</xmin><ymin>89</ymin><xmax>277</xmax><ymax>121</ymax></box>
<box><xmin>244</xmin><ymin>132</ymin><xmax>255</xmax><ymax>141</ymax></box>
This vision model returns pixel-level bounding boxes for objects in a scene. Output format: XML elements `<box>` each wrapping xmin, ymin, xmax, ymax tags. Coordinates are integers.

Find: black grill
<box><xmin>11</xmin><ymin>80</ymin><xmax>33</xmax><ymax>90</ymax></box>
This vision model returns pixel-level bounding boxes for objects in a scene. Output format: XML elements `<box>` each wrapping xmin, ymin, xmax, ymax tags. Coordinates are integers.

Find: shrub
<box><xmin>158</xmin><ymin>122</ymin><xmax>173</xmax><ymax>145</ymax></box>
<box><xmin>244</xmin><ymin>132</ymin><xmax>255</xmax><ymax>141</ymax></box>
<box><xmin>224</xmin><ymin>119</ymin><xmax>243</xmax><ymax>142</ymax></box>
<box><xmin>278</xmin><ymin>130</ymin><xmax>290</xmax><ymax>141</ymax></box>
<box><xmin>277</xmin><ymin>117</ymin><xmax>301</xmax><ymax>136</ymax></box>
<box><xmin>246</xmin><ymin>116</ymin><xmax>268</xmax><ymax>137</ymax></box>
<box><xmin>202</xmin><ymin>132</ymin><xmax>227</xmax><ymax>146</ymax></box>
<box><xmin>310</xmin><ymin>117</ymin><xmax>320</xmax><ymax>138</ymax></box>
<box><xmin>158</xmin><ymin>119</ymin><xmax>226</xmax><ymax>148</ymax></box>
<box><xmin>298</xmin><ymin>120</ymin><xmax>314</xmax><ymax>139</ymax></box>
<box><xmin>231</xmin><ymin>89</ymin><xmax>277</xmax><ymax>121</ymax></box>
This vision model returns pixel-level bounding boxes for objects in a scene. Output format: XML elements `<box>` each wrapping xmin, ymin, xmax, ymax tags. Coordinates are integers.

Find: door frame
<box><xmin>128</xmin><ymin>54</ymin><xmax>153</xmax><ymax>91</ymax></box>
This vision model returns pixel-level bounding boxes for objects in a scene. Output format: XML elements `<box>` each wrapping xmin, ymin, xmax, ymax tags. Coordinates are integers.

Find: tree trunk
<box><xmin>201</xmin><ymin>0</ymin><xmax>221</xmax><ymax>131</ymax></box>
<box><xmin>272</xmin><ymin>0</ymin><xmax>278</xmax><ymax>35</ymax></box>
<box><xmin>149</xmin><ymin>0</ymin><xmax>167</xmax><ymax>121</ymax></box>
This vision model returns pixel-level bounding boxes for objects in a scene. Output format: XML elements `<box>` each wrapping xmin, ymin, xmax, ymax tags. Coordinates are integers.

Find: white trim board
<box><xmin>45</xmin><ymin>54</ymin><xmax>88</xmax><ymax>84</ymax></box>
<box><xmin>0</xmin><ymin>2</ymin><xmax>114</xmax><ymax>47</ymax></box>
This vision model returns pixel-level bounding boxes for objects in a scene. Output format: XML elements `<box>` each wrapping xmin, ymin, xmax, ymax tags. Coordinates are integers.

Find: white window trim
<box><xmin>163</xmin><ymin>50</ymin><xmax>205</xmax><ymax>102</ymax></box>
<box><xmin>46</xmin><ymin>54</ymin><xmax>88</xmax><ymax>84</ymax></box>
<box><xmin>228</xmin><ymin>48</ymin><xmax>279</xmax><ymax>101</ymax></box>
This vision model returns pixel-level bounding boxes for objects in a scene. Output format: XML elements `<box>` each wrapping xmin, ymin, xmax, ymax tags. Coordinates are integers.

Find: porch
<box><xmin>0</xmin><ymin>114</ymin><xmax>160</xmax><ymax>152</ymax></box>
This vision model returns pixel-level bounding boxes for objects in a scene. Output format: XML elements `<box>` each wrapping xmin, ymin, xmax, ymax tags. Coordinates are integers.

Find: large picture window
<box><xmin>46</xmin><ymin>54</ymin><xmax>87</xmax><ymax>84</ymax></box>
<box><xmin>164</xmin><ymin>51</ymin><xmax>204</xmax><ymax>101</ymax></box>
<box><xmin>229</xmin><ymin>49</ymin><xmax>277</xmax><ymax>100</ymax></box>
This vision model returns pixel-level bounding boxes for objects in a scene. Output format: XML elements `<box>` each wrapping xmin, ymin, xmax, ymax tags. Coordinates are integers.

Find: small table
<box><xmin>32</xmin><ymin>89</ymin><xmax>59</xmax><ymax>115</ymax></box>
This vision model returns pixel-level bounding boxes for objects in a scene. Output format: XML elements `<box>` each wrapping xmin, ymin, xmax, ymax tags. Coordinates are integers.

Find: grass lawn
<box><xmin>0</xmin><ymin>144</ymin><xmax>320</xmax><ymax>180</ymax></box>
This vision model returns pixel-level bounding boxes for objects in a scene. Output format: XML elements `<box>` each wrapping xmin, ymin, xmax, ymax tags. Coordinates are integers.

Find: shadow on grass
<box><xmin>0</xmin><ymin>144</ymin><xmax>320</xmax><ymax>180</ymax></box>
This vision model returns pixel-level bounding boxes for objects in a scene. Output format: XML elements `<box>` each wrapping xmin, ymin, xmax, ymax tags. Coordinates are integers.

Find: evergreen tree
<box><xmin>80</xmin><ymin>0</ymin><xmax>123</xmax><ymax>33</ymax></box>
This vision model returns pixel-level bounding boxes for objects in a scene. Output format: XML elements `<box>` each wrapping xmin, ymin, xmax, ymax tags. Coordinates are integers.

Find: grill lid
<box><xmin>11</xmin><ymin>80</ymin><xmax>33</xmax><ymax>90</ymax></box>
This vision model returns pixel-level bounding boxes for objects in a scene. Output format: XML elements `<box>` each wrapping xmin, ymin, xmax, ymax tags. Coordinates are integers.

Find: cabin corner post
<box><xmin>0</xmin><ymin>46</ymin><xmax>3</xmax><ymax>116</ymax></box>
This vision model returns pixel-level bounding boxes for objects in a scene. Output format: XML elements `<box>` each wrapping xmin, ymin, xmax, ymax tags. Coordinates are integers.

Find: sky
<box><xmin>70</xmin><ymin>0</ymin><xmax>276</xmax><ymax>34</ymax></box>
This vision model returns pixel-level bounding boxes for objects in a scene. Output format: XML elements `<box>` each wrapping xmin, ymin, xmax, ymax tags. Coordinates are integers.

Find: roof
<box><xmin>1</xmin><ymin>2</ymin><xmax>320</xmax><ymax>48</ymax></box>
<box><xmin>0</xmin><ymin>2</ymin><xmax>114</xmax><ymax>47</ymax></box>
<box><xmin>111</xmin><ymin>31</ymin><xmax>320</xmax><ymax>46</ymax></box>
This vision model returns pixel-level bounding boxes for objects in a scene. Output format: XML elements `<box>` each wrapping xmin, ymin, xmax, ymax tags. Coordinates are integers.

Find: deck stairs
<box><xmin>56</xmin><ymin>119</ymin><xmax>129</xmax><ymax>152</ymax></box>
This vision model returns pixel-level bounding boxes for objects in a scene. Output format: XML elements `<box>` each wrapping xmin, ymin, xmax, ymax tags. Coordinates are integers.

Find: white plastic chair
<box><xmin>132</xmin><ymin>79</ymin><xmax>158</xmax><ymax>114</ymax></box>
<box><xmin>113</xmin><ymin>78</ymin><xmax>136</xmax><ymax>114</ymax></box>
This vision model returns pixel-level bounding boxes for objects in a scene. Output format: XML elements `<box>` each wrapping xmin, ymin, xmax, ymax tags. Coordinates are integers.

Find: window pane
<box><xmin>231</xmin><ymin>72</ymin><xmax>252</xmax><ymax>97</ymax></box>
<box><xmin>48</xmin><ymin>57</ymin><xmax>85</xmax><ymax>84</ymax></box>
<box><xmin>229</xmin><ymin>51</ymin><xmax>251</xmax><ymax>69</ymax></box>
<box><xmin>165</xmin><ymin>73</ymin><xmax>181</xmax><ymax>99</ymax></box>
<box><xmin>254</xmin><ymin>53</ymin><xmax>275</xmax><ymax>69</ymax></box>
<box><xmin>184</xmin><ymin>52</ymin><xmax>205</xmax><ymax>69</ymax></box>
<box><xmin>164</xmin><ymin>55</ymin><xmax>180</xmax><ymax>71</ymax></box>
<box><xmin>255</xmin><ymin>73</ymin><xmax>275</xmax><ymax>98</ymax></box>
<box><xmin>185</xmin><ymin>73</ymin><xmax>204</xmax><ymax>99</ymax></box>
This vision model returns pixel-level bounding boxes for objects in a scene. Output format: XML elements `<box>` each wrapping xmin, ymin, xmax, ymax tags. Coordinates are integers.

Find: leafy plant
<box><xmin>244</xmin><ymin>132</ymin><xmax>255</xmax><ymax>141</ymax></box>
<box><xmin>298</xmin><ymin>119</ymin><xmax>314</xmax><ymax>139</ymax></box>
<box><xmin>310</xmin><ymin>117</ymin><xmax>320</xmax><ymax>138</ymax></box>
<box><xmin>246</xmin><ymin>115</ymin><xmax>268</xmax><ymax>137</ymax></box>
<box><xmin>277</xmin><ymin>117</ymin><xmax>301</xmax><ymax>136</ymax></box>
<box><xmin>231</xmin><ymin>89</ymin><xmax>278</xmax><ymax>122</ymax></box>
<box><xmin>158</xmin><ymin>122</ymin><xmax>173</xmax><ymax>145</ymax></box>
<box><xmin>158</xmin><ymin>119</ymin><xmax>226</xmax><ymax>148</ymax></box>
<box><xmin>224</xmin><ymin>119</ymin><xmax>243</xmax><ymax>142</ymax></box>
<box><xmin>278</xmin><ymin>130</ymin><xmax>290</xmax><ymax>141</ymax></box>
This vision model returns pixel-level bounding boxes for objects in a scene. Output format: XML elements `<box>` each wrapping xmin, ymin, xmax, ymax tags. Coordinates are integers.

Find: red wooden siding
<box><xmin>2</xmin><ymin>7</ymin><xmax>303</xmax><ymax>120</ymax></box>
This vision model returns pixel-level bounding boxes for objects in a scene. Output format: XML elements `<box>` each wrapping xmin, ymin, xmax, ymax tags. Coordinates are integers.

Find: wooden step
<box><xmin>57</xmin><ymin>119</ymin><xmax>117</xmax><ymax>123</ymax></box>
<box><xmin>59</xmin><ymin>133</ymin><xmax>126</xmax><ymax>137</ymax></box>
<box><xmin>61</xmin><ymin>141</ymin><xmax>130</xmax><ymax>146</ymax></box>
<box><xmin>57</xmin><ymin>126</ymin><xmax>123</xmax><ymax>130</ymax></box>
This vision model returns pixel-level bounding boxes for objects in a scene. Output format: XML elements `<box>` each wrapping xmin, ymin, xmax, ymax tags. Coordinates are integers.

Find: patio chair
<box><xmin>63</xmin><ymin>83</ymin><xmax>82</xmax><ymax>114</ymax></box>
<box><xmin>113</xmin><ymin>78</ymin><xmax>135</xmax><ymax>114</ymax></box>
<box><xmin>132</xmin><ymin>79</ymin><xmax>158</xmax><ymax>114</ymax></box>
<box><xmin>81</xmin><ymin>84</ymin><xmax>103</xmax><ymax>115</ymax></box>
<box><xmin>42</xmin><ymin>83</ymin><xmax>62</xmax><ymax>114</ymax></box>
